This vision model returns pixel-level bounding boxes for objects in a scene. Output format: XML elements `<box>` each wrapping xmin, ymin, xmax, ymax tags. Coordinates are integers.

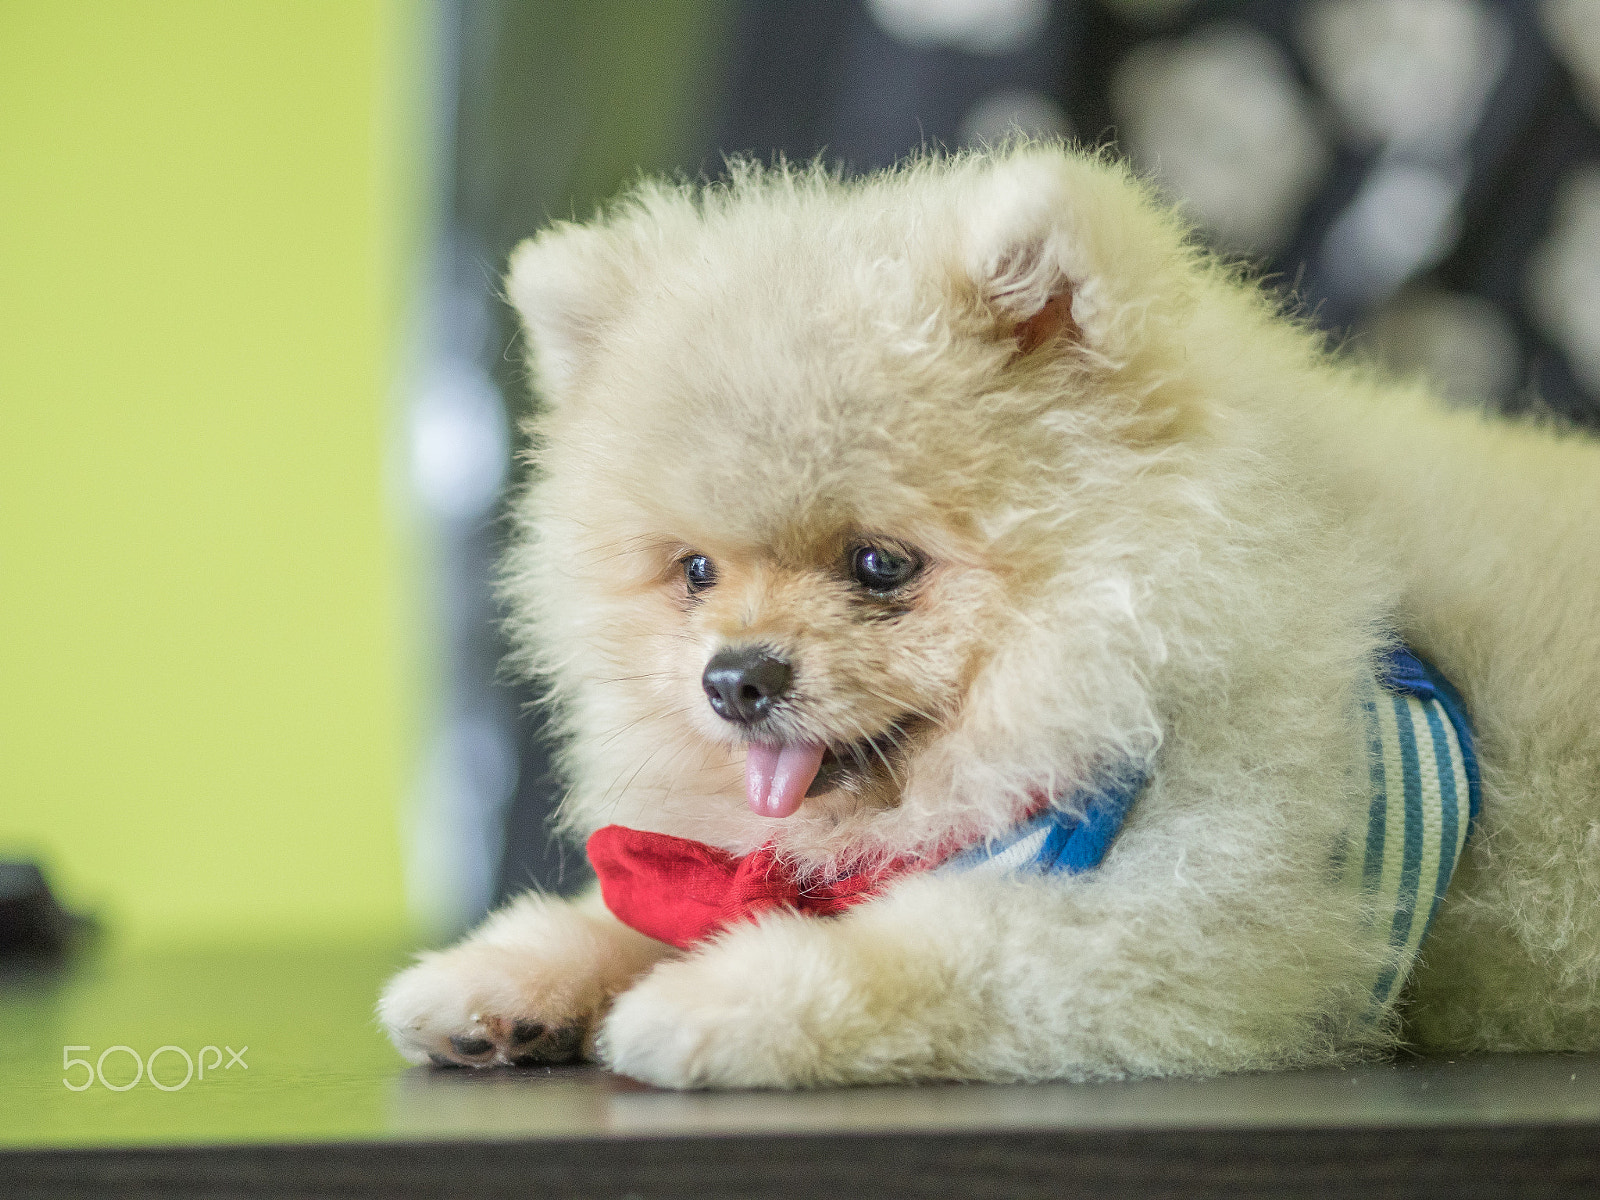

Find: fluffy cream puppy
<box><xmin>379</xmin><ymin>145</ymin><xmax>1600</xmax><ymax>1087</ymax></box>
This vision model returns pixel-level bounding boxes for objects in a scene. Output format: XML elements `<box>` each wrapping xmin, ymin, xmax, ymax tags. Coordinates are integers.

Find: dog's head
<box><xmin>503</xmin><ymin>148</ymin><xmax>1227</xmax><ymax>863</ymax></box>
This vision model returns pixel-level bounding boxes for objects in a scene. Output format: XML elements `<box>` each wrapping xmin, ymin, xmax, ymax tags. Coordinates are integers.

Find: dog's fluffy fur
<box><xmin>380</xmin><ymin>145</ymin><xmax>1600</xmax><ymax>1087</ymax></box>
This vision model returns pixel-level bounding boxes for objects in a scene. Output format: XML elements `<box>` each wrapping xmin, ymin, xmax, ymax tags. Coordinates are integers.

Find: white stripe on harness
<box><xmin>935</xmin><ymin>649</ymin><xmax>1478</xmax><ymax>1016</ymax></box>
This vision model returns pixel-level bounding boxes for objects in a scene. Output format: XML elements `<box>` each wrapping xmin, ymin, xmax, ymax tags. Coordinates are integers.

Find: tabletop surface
<box><xmin>3</xmin><ymin>939</ymin><xmax>1600</xmax><ymax>1156</ymax></box>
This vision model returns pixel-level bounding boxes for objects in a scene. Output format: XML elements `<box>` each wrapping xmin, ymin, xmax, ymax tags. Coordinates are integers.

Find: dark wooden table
<box><xmin>3</xmin><ymin>942</ymin><xmax>1598</xmax><ymax>1197</ymax></box>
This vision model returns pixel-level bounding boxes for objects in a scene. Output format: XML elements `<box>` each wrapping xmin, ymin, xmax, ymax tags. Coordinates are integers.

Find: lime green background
<box><xmin>0</xmin><ymin>1</ymin><xmax>424</xmax><ymax>947</ymax></box>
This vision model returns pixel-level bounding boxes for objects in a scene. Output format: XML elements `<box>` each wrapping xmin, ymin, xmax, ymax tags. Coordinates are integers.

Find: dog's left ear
<box><xmin>957</xmin><ymin>153</ymin><xmax>1096</xmax><ymax>358</ymax></box>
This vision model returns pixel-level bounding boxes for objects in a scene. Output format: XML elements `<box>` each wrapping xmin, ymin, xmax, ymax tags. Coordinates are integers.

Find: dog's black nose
<box><xmin>702</xmin><ymin>647</ymin><xmax>792</xmax><ymax>725</ymax></box>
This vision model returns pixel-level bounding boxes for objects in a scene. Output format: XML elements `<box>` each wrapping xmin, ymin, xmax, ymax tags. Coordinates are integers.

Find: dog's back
<box><xmin>1304</xmin><ymin>368</ymin><xmax>1600</xmax><ymax>1048</ymax></box>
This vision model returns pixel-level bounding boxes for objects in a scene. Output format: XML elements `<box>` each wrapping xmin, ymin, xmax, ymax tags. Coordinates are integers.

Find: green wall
<box><xmin>0</xmin><ymin>1</ymin><xmax>422</xmax><ymax>946</ymax></box>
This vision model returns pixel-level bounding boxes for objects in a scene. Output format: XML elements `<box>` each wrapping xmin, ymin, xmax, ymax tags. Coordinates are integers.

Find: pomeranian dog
<box><xmin>380</xmin><ymin>145</ymin><xmax>1600</xmax><ymax>1088</ymax></box>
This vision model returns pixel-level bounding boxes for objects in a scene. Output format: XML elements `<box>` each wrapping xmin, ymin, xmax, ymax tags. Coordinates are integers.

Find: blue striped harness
<box><xmin>937</xmin><ymin>647</ymin><xmax>1480</xmax><ymax>1012</ymax></box>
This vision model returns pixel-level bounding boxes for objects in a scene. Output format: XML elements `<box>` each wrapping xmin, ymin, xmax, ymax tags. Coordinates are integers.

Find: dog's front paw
<box><xmin>378</xmin><ymin>893</ymin><xmax>664</xmax><ymax>1069</ymax></box>
<box><xmin>379</xmin><ymin>939</ymin><xmax>594</xmax><ymax>1069</ymax></box>
<box><xmin>598</xmin><ymin>916</ymin><xmax>869</xmax><ymax>1088</ymax></box>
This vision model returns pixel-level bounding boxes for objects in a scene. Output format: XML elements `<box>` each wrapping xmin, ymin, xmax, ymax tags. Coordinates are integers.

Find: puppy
<box><xmin>380</xmin><ymin>145</ymin><xmax>1600</xmax><ymax>1087</ymax></box>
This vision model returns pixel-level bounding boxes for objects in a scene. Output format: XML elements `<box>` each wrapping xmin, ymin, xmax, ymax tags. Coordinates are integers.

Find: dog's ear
<box><xmin>505</xmin><ymin>223</ymin><xmax>627</xmax><ymax>403</ymax></box>
<box><xmin>957</xmin><ymin>153</ymin><xmax>1096</xmax><ymax>358</ymax></box>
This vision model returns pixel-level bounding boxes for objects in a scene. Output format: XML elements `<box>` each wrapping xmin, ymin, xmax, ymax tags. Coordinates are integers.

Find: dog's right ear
<box><xmin>506</xmin><ymin>224</ymin><xmax>627</xmax><ymax>403</ymax></box>
<box><xmin>957</xmin><ymin>153</ymin><xmax>1093</xmax><ymax>359</ymax></box>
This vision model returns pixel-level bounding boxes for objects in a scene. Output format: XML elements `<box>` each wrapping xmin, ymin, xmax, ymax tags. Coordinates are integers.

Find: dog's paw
<box><xmin>598</xmin><ymin>915</ymin><xmax>870</xmax><ymax>1088</ymax></box>
<box><xmin>378</xmin><ymin>893</ymin><xmax>666</xmax><ymax>1069</ymax></box>
<box><xmin>379</xmin><ymin>940</ymin><xmax>595</xmax><ymax>1068</ymax></box>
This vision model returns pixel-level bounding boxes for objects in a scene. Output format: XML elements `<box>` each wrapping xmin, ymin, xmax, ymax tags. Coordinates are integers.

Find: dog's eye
<box><xmin>850</xmin><ymin>545</ymin><xmax>920</xmax><ymax>592</ymax></box>
<box><xmin>681</xmin><ymin>554</ymin><xmax>717</xmax><ymax>593</ymax></box>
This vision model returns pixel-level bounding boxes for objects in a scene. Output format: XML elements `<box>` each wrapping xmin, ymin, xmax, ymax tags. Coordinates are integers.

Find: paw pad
<box><xmin>448</xmin><ymin>1035</ymin><xmax>494</xmax><ymax>1059</ymax></box>
<box><xmin>423</xmin><ymin>1016</ymin><xmax>587</xmax><ymax>1069</ymax></box>
<box><xmin>508</xmin><ymin>1022</ymin><xmax>584</xmax><ymax>1067</ymax></box>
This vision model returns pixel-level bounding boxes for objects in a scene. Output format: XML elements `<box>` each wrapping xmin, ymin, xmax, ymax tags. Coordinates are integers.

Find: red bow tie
<box><xmin>585</xmin><ymin>824</ymin><xmax>921</xmax><ymax>949</ymax></box>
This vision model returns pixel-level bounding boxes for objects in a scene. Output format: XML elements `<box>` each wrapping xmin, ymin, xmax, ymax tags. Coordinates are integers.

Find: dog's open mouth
<box><xmin>745</xmin><ymin>722</ymin><xmax>915</xmax><ymax>819</ymax></box>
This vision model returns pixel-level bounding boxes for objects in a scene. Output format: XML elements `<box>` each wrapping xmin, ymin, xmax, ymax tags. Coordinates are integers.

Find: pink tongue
<box><xmin>745</xmin><ymin>741</ymin><xmax>826</xmax><ymax>818</ymax></box>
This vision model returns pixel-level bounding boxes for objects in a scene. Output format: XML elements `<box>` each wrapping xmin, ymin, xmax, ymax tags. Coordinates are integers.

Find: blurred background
<box><xmin>4</xmin><ymin>0</ymin><xmax>1599</xmax><ymax>952</ymax></box>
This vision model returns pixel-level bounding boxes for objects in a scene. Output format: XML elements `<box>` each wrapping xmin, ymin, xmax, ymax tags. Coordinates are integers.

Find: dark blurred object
<box><xmin>0</xmin><ymin>861</ymin><xmax>91</xmax><ymax>958</ymax></box>
<box><xmin>714</xmin><ymin>0</ymin><xmax>1075</xmax><ymax>172</ymax></box>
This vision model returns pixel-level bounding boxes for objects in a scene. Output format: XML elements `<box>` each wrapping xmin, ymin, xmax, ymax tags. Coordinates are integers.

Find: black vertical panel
<box><xmin>711</xmin><ymin>0</ymin><xmax>860</xmax><ymax>163</ymax></box>
<box><xmin>441</xmin><ymin>0</ymin><xmax>736</xmax><ymax>908</ymax></box>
